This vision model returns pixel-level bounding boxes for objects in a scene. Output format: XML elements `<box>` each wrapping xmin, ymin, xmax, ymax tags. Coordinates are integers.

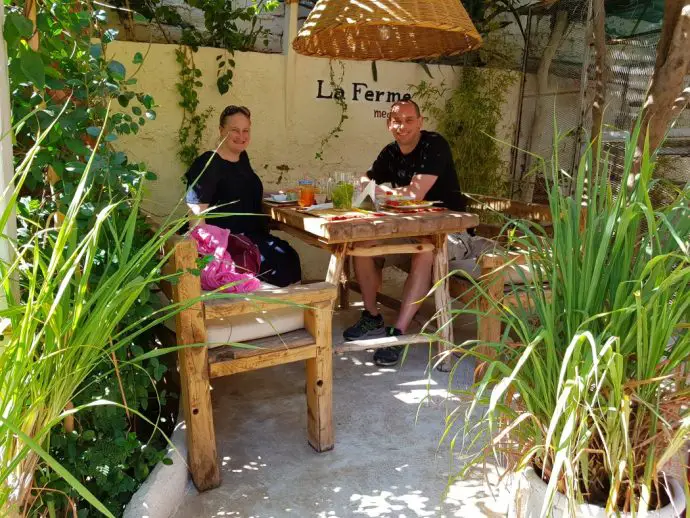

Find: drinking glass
<box><xmin>298</xmin><ymin>179</ymin><xmax>315</xmax><ymax>207</ymax></box>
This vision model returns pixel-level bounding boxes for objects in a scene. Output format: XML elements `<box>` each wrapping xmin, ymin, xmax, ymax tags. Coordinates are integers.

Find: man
<box><xmin>343</xmin><ymin>99</ymin><xmax>467</xmax><ymax>367</ymax></box>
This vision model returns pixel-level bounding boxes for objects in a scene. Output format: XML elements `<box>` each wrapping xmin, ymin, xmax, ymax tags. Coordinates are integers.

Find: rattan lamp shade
<box><xmin>292</xmin><ymin>0</ymin><xmax>482</xmax><ymax>61</ymax></box>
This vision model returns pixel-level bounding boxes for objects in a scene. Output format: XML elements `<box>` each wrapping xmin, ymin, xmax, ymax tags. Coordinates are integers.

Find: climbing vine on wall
<box><xmin>176</xmin><ymin>46</ymin><xmax>214</xmax><ymax>167</ymax></box>
<box><xmin>411</xmin><ymin>67</ymin><xmax>516</xmax><ymax>196</ymax></box>
<box><xmin>139</xmin><ymin>0</ymin><xmax>279</xmax><ymax>165</ymax></box>
<box><xmin>315</xmin><ymin>59</ymin><xmax>349</xmax><ymax>161</ymax></box>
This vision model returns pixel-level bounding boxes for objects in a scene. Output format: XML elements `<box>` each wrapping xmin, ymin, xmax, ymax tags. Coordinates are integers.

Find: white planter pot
<box><xmin>509</xmin><ymin>467</ymin><xmax>686</xmax><ymax>518</ymax></box>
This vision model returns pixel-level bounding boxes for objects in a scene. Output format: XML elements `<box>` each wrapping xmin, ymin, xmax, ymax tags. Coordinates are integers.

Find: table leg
<box><xmin>339</xmin><ymin>256</ymin><xmax>351</xmax><ymax>310</ymax></box>
<box><xmin>327</xmin><ymin>244</ymin><xmax>347</xmax><ymax>310</ymax></box>
<box><xmin>305</xmin><ymin>301</ymin><xmax>334</xmax><ymax>452</ymax></box>
<box><xmin>432</xmin><ymin>234</ymin><xmax>454</xmax><ymax>372</ymax></box>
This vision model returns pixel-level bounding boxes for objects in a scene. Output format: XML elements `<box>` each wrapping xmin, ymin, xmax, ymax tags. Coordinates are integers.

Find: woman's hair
<box><xmin>220</xmin><ymin>105</ymin><xmax>251</xmax><ymax>127</ymax></box>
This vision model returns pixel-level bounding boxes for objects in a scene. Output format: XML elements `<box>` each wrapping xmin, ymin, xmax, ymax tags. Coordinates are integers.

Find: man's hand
<box><xmin>376</xmin><ymin>174</ymin><xmax>438</xmax><ymax>200</ymax></box>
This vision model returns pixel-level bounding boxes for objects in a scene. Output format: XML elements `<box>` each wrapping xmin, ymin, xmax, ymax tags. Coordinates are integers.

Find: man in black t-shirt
<box><xmin>343</xmin><ymin>100</ymin><xmax>466</xmax><ymax>366</ymax></box>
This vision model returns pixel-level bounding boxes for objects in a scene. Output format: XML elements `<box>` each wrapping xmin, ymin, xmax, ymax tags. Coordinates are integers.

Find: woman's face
<box><xmin>220</xmin><ymin>113</ymin><xmax>251</xmax><ymax>154</ymax></box>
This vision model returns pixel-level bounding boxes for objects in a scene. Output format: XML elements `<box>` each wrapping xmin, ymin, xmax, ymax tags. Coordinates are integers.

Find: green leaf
<box><xmin>66</xmin><ymin>139</ymin><xmax>89</xmax><ymax>156</ymax></box>
<box><xmin>145</xmin><ymin>110</ymin><xmax>156</xmax><ymax>120</ymax></box>
<box><xmin>140</xmin><ymin>94</ymin><xmax>154</xmax><ymax>109</ymax></box>
<box><xmin>9</xmin><ymin>12</ymin><xmax>34</xmax><ymax>39</ymax></box>
<box><xmin>217</xmin><ymin>77</ymin><xmax>229</xmax><ymax>95</ymax></box>
<box><xmin>86</xmin><ymin>126</ymin><xmax>102</xmax><ymax>137</ymax></box>
<box><xmin>118</xmin><ymin>94</ymin><xmax>130</xmax><ymax>108</ymax></box>
<box><xmin>132</xmin><ymin>52</ymin><xmax>144</xmax><ymax>65</ymax></box>
<box><xmin>131</xmin><ymin>106</ymin><xmax>142</xmax><ymax>116</ymax></box>
<box><xmin>108</xmin><ymin>60</ymin><xmax>126</xmax><ymax>80</ymax></box>
<box><xmin>4</xmin><ymin>13</ymin><xmax>32</xmax><ymax>47</ymax></box>
<box><xmin>19</xmin><ymin>46</ymin><xmax>45</xmax><ymax>89</ymax></box>
<box><xmin>162</xmin><ymin>457</ymin><xmax>173</xmax><ymax>466</ymax></box>
<box><xmin>145</xmin><ymin>171</ymin><xmax>157</xmax><ymax>181</ymax></box>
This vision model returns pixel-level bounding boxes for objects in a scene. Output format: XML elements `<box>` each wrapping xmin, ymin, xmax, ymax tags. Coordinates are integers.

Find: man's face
<box><xmin>387</xmin><ymin>103</ymin><xmax>422</xmax><ymax>147</ymax></box>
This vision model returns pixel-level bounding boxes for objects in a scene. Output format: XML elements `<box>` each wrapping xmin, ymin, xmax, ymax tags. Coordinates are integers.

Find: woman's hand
<box><xmin>187</xmin><ymin>203</ymin><xmax>209</xmax><ymax>227</ymax></box>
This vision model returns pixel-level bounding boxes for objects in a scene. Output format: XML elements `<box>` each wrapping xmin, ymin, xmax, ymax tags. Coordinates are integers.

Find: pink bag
<box><xmin>189</xmin><ymin>224</ymin><xmax>261</xmax><ymax>293</ymax></box>
<box><xmin>226</xmin><ymin>233</ymin><xmax>261</xmax><ymax>275</ymax></box>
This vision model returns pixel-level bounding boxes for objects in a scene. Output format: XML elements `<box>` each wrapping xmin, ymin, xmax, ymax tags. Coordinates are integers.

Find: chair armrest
<box><xmin>204</xmin><ymin>282</ymin><xmax>337</xmax><ymax>319</ymax></box>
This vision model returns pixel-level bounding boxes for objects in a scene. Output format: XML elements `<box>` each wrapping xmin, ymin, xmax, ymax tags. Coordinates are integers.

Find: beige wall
<box><xmin>108</xmin><ymin>41</ymin><xmax>521</xmax><ymax>278</ymax></box>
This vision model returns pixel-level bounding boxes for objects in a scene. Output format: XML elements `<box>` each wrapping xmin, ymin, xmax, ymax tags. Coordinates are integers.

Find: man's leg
<box><xmin>394</xmin><ymin>250</ymin><xmax>433</xmax><ymax>332</ymax></box>
<box><xmin>343</xmin><ymin>242</ymin><xmax>386</xmax><ymax>341</ymax></box>
<box><xmin>354</xmin><ymin>255</ymin><xmax>382</xmax><ymax>315</ymax></box>
<box><xmin>373</xmin><ymin>249</ymin><xmax>434</xmax><ymax>367</ymax></box>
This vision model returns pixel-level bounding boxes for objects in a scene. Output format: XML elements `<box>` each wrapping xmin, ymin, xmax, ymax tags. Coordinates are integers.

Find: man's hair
<box><xmin>220</xmin><ymin>105</ymin><xmax>251</xmax><ymax>126</ymax></box>
<box><xmin>389</xmin><ymin>99</ymin><xmax>421</xmax><ymax>118</ymax></box>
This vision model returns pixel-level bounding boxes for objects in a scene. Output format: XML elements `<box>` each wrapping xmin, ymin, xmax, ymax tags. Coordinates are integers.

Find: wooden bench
<box><xmin>162</xmin><ymin>235</ymin><xmax>338</xmax><ymax>491</ymax></box>
<box><xmin>449</xmin><ymin>194</ymin><xmax>556</xmax><ymax>380</ymax></box>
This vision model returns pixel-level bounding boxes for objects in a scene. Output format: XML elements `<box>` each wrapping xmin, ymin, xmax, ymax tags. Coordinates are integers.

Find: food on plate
<box><xmin>384</xmin><ymin>199</ymin><xmax>433</xmax><ymax>207</ymax></box>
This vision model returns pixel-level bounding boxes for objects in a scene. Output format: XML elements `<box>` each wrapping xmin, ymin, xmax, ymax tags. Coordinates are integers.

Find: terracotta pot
<box><xmin>509</xmin><ymin>467</ymin><xmax>685</xmax><ymax>518</ymax></box>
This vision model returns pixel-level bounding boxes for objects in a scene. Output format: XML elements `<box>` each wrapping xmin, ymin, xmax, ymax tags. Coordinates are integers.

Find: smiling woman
<box><xmin>185</xmin><ymin>105</ymin><xmax>302</xmax><ymax>287</ymax></box>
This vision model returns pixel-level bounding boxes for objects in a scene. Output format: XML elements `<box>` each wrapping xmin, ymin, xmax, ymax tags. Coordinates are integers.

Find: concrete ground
<box><xmin>172</xmin><ymin>289</ymin><xmax>512</xmax><ymax>518</ymax></box>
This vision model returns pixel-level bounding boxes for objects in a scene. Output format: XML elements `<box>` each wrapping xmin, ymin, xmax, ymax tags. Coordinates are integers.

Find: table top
<box><xmin>263</xmin><ymin>202</ymin><xmax>479</xmax><ymax>244</ymax></box>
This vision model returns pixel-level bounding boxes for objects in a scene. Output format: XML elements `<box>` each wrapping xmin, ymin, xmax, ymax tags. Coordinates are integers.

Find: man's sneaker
<box><xmin>373</xmin><ymin>327</ymin><xmax>404</xmax><ymax>366</ymax></box>
<box><xmin>343</xmin><ymin>310</ymin><xmax>385</xmax><ymax>341</ymax></box>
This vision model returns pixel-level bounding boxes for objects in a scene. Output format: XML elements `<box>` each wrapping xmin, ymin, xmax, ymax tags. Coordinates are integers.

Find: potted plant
<box><xmin>449</xmin><ymin>123</ymin><xmax>690</xmax><ymax>517</ymax></box>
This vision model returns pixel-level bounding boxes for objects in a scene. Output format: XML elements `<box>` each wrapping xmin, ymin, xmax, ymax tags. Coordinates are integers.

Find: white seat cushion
<box><xmin>163</xmin><ymin>282</ymin><xmax>305</xmax><ymax>347</ymax></box>
<box><xmin>205</xmin><ymin>305</ymin><xmax>304</xmax><ymax>348</ymax></box>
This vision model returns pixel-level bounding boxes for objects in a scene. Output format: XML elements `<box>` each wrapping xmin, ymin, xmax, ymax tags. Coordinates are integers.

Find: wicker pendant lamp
<box><xmin>292</xmin><ymin>0</ymin><xmax>482</xmax><ymax>61</ymax></box>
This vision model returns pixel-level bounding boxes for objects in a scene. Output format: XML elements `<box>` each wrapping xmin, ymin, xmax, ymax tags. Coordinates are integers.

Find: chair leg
<box><xmin>304</xmin><ymin>302</ymin><xmax>334</xmax><ymax>452</ymax></box>
<box><xmin>475</xmin><ymin>271</ymin><xmax>504</xmax><ymax>383</ymax></box>
<box><xmin>172</xmin><ymin>239</ymin><xmax>220</xmax><ymax>491</ymax></box>
<box><xmin>178</xmin><ymin>342</ymin><xmax>220</xmax><ymax>491</ymax></box>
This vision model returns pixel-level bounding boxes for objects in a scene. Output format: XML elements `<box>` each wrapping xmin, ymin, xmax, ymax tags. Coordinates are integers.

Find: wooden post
<box><xmin>475</xmin><ymin>260</ymin><xmax>505</xmax><ymax>383</ymax></box>
<box><xmin>172</xmin><ymin>239</ymin><xmax>220</xmax><ymax>491</ymax></box>
<box><xmin>304</xmin><ymin>301</ymin><xmax>334</xmax><ymax>452</ymax></box>
<box><xmin>432</xmin><ymin>234</ymin><xmax>454</xmax><ymax>372</ymax></box>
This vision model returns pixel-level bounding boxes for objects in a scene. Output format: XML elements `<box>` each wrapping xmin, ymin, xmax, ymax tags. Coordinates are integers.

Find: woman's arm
<box><xmin>187</xmin><ymin>202</ymin><xmax>209</xmax><ymax>228</ymax></box>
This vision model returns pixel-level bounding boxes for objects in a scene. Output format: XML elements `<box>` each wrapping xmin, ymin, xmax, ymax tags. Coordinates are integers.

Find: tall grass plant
<box><xmin>448</xmin><ymin>121</ymin><xmax>690</xmax><ymax>514</ymax></box>
<box><xmin>0</xmin><ymin>114</ymin><xmax>218</xmax><ymax>516</ymax></box>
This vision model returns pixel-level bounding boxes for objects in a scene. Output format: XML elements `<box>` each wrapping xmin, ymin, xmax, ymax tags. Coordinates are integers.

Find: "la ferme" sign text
<box><xmin>316</xmin><ymin>80</ymin><xmax>412</xmax><ymax>104</ymax></box>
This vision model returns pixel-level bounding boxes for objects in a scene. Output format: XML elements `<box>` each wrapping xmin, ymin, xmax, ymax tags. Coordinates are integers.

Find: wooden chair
<box><xmin>449</xmin><ymin>194</ymin><xmax>554</xmax><ymax>379</ymax></box>
<box><xmin>162</xmin><ymin>235</ymin><xmax>337</xmax><ymax>491</ymax></box>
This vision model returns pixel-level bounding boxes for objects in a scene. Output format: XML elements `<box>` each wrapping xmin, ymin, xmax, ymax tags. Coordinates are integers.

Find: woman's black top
<box><xmin>185</xmin><ymin>151</ymin><xmax>268</xmax><ymax>235</ymax></box>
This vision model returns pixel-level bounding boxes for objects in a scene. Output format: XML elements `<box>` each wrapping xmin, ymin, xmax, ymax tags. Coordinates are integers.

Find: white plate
<box><xmin>264</xmin><ymin>197</ymin><xmax>297</xmax><ymax>204</ymax></box>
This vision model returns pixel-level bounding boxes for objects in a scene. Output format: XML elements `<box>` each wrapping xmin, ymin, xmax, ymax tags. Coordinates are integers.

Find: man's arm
<box><xmin>371</xmin><ymin>174</ymin><xmax>438</xmax><ymax>200</ymax></box>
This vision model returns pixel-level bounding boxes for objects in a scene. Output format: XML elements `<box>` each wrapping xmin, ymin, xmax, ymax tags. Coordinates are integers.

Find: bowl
<box><xmin>271</xmin><ymin>193</ymin><xmax>288</xmax><ymax>202</ymax></box>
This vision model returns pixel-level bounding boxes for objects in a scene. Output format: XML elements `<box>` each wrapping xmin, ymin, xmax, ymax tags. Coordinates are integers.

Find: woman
<box><xmin>185</xmin><ymin>105</ymin><xmax>302</xmax><ymax>287</ymax></box>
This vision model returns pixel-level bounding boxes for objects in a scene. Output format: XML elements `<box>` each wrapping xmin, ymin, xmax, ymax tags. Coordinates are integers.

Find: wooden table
<box><xmin>263</xmin><ymin>202</ymin><xmax>479</xmax><ymax>369</ymax></box>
